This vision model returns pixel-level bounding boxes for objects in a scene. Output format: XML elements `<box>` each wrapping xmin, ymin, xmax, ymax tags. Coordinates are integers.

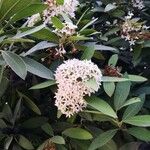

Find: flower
<box><xmin>132</xmin><ymin>0</ymin><xmax>144</xmax><ymax>10</ymax></box>
<box><xmin>27</xmin><ymin>0</ymin><xmax>79</xmax><ymax>27</ymax></box>
<box><xmin>54</xmin><ymin>59</ymin><xmax>102</xmax><ymax>117</ymax></box>
<box><xmin>27</xmin><ymin>13</ymin><xmax>41</xmax><ymax>27</ymax></box>
<box><xmin>44</xmin><ymin>0</ymin><xmax>79</xmax><ymax>23</ymax></box>
<box><xmin>121</xmin><ymin>12</ymin><xmax>149</xmax><ymax>47</ymax></box>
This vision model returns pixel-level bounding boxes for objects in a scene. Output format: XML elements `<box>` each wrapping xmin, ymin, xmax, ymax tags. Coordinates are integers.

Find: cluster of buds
<box><xmin>54</xmin><ymin>59</ymin><xmax>102</xmax><ymax>117</ymax></box>
<box><xmin>121</xmin><ymin>12</ymin><xmax>149</xmax><ymax>47</ymax></box>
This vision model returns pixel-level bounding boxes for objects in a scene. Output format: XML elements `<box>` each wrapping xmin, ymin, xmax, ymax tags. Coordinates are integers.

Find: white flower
<box><xmin>27</xmin><ymin>13</ymin><xmax>41</xmax><ymax>27</ymax></box>
<box><xmin>44</xmin><ymin>0</ymin><xmax>79</xmax><ymax>23</ymax></box>
<box><xmin>55</xmin><ymin>59</ymin><xmax>102</xmax><ymax>117</ymax></box>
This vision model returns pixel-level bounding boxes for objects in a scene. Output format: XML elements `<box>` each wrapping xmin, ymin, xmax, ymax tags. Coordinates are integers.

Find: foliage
<box><xmin>0</xmin><ymin>0</ymin><xmax>150</xmax><ymax>149</ymax></box>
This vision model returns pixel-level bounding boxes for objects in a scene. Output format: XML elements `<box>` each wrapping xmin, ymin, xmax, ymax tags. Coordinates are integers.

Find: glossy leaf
<box><xmin>51</xmin><ymin>136</ymin><xmax>65</xmax><ymax>144</ymax></box>
<box><xmin>86</xmin><ymin>96</ymin><xmax>117</xmax><ymax>118</ymax></box>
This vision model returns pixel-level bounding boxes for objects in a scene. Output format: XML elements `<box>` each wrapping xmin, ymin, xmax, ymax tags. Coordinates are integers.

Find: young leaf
<box><xmin>2</xmin><ymin>51</ymin><xmax>27</xmax><ymax>80</ymax></box>
<box><xmin>86</xmin><ymin>96</ymin><xmax>117</xmax><ymax>118</ymax></box>
<box><xmin>63</xmin><ymin>128</ymin><xmax>93</xmax><ymax>140</ymax></box>
<box><xmin>103</xmin><ymin>82</ymin><xmax>115</xmax><ymax>97</ymax></box>
<box><xmin>88</xmin><ymin>129</ymin><xmax>117</xmax><ymax>150</ymax></box>
<box><xmin>128</xmin><ymin>127</ymin><xmax>150</xmax><ymax>142</ymax></box>
<box><xmin>123</xmin><ymin>115</ymin><xmax>150</xmax><ymax>127</ymax></box>
<box><xmin>23</xmin><ymin>57</ymin><xmax>54</xmax><ymax>80</ymax></box>
<box><xmin>30</xmin><ymin>80</ymin><xmax>56</xmax><ymax>90</ymax></box>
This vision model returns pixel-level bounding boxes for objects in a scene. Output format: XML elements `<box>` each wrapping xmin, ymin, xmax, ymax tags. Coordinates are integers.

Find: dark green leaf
<box><xmin>23</xmin><ymin>57</ymin><xmax>54</xmax><ymax>80</ymax></box>
<box><xmin>86</xmin><ymin>96</ymin><xmax>117</xmax><ymax>118</ymax></box>
<box><xmin>123</xmin><ymin>115</ymin><xmax>150</xmax><ymax>127</ymax></box>
<box><xmin>30</xmin><ymin>80</ymin><xmax>56</xmax><ymax>90</ymax></box>
<box><xmin>2</xmin><ymin>51</ymin><xmax>27</xmax><ymax>80</ymax></box>
<box><xmin>63</xmin><ymin>128</ymin><xmax>93</xmax><ymax>140</ymax></box>
<box><xmin>41</xmin><ymin>123</ymin><xmax>54</xmax><ymax>136</ymax></box>
<box><xmin>88</xmin><ymin>129</ymin><xmax>117</xmax><ymax>150</ymax></box>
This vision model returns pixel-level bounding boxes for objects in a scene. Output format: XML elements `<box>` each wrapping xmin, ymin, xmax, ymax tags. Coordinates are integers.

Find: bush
<box><xmin>0</xmin><ymin>0</ymin><xmax>150</xmax><ymax>149</ymax></box>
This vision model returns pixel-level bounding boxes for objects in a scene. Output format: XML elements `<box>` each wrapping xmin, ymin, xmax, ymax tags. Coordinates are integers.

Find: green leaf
<box><xmin>123</xmin><ymin>115</ymin><xmax>150</xmax><ymax>127</ymax></box>
<box><xmin>63</xmin><ymin>128</ymin><xmax>93</xmax><ymax>140</ymax></box>
<box><xmin>31</xmin><ymin>28</ymin><xmax>59</xmax><ymax>43</ymax></box>
<box><xmin>103</xmin><ymin>82</ymin><xmax>115</xmax><ymax>97</ymax></box>
<box><xmin>17</xmin><ymin>91</ymin><xmax>41</xmax><ymax>115</ymax></box>
<box><xmin>128</xmin><ymin>127</ymin><xmax>150</xmax><ymax>142</ymax></box>
<box><xmin>102</xmin><ymin>76</ymin><xmax>129</xmax><ymax>82</ymax></box>
<box><xmin>51</xmin><ymin>16</ymin><xmax>64</xmax><ymax>29</ymax></box>
<box><xmin>108</xmin><ymin>54</ymin><xmax>118</xmax><ymax>67</ymax></box>
<box><xmin>10</xmin><ymin>3</ymin><xmax>47</xmax><ymax>23</ymax></box>
<box><xmin>0</xmin><ymin>119</ymin><xmax>7</xmax><ymax>128</ymax></box>
<box><xmin>0</xmin><ymin>77</ymin><xmax>9</xmax><ymax>98</ymax></box>
<box><xmin>114</xmin><ymin>80</ymin><xmax>131</xmax><ymax>111</ymax></box>
<box><xmin>94</xmin><ymin>45</ymin><xmax>118</xmax><ymax>52</ymax></box>
<box><xmin>23</xmin><ymin>57</ymin><xmax>54</xmax><ymax>80</ymax></box>
<box><xmin>69</xmin><ymin>35</ymin><xmax>91</xmax><ymax>41</ymax></box>
<box><xmin>80</xmin><ymin>18</ymin><xmax>97</xmax><ymax>32</ymax></box>
<box><xmin>85</xmin><ymin>78</ymin><xmax>99</xmax><ymax>91</ymax></box>
<box><xmin>23</xmin><ymin>41</ymin><xmax>58</xmax><ymax>56</ymax></box>
<box><xmin>81</xmin><ymin>45</ymin><xmax>95</xmax><ymax>60</ymax></box>
<box><xmin>18</xmin><ymin>135</ymin><xmax>34</xmax><ymax>150</ymax></box>
<box><xmin>51</xmin><ymin>136</ymin><xmax>65</xmax><ymax>144</ymax></box>
<box><xmin>22</xmin><ymin>117</ymin><xmax>48</xmax><ymax>128</ymax></box>
<box><xmin>123</xmin><ymin>94</ymin><xmax>145</xmax><ymax>119</ymax></box>
<box><xmin>120</xmin><ymin>97</ymin><xmax>141</xmax><ymax>109</ymax></box>
<box><xmin>30</xmin><ymin>80</ymin><xmax>56</xmax><ymax>90</ymax></box>
<box><xmin>86</xmin><ymin>96</ymin><xmax>117</xmax><ymax>118</ymax></box>
<box><xmin>2</xmin><ymin>51</ymin><xmax>27</xmax><ymax>80</ymax></box>
<box><xmin>41</xmin><ymin>123</ymin><xmax>54</xmax><ymax>136</ymax></box>
<box><xmin>88</xmin><ymin>129</ymin><xmax>117</xmax><ymax>150</ymax></box>
<box><xmin>56</xmin><ymin>0</ymin><xmax>64</xmax><ymax>5</ymax></box>
<box><xmin>128</xmin><ymin>75</ymin><xmax>147</xmax><ymax>82</ymax></box>
<box><xmin>13</xmin><ymin>24</ymin><xmax>45</xmax><ymax>39</ymax></box>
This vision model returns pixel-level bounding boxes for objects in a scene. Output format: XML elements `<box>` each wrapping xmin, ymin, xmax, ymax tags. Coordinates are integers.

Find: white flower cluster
<box><xmin>27</xmin><ymin>0</ymin><xmax>79</xmax><ymax>27</ymax></box>
<box><xmin>121</xmin><ymin>12</ymin><xmax>149</xmax><ymax>46</ymax></box>
<box><xmin>54</xmin><ymin>22</ymin><xmax>77</xmax><ymax>37</ymax></box>
<box><xmin>44</xmin><ymin>0</ymin><xmax>79</xmax><ymax>23</ymax></box>
<box><xmin>132</xmin><ymin>0</ymin><xmax>144</xmax><ymax>10</ymax></box>
<box><xmin>55</xmin><ymin>59</ymin><xmax>102</xmax><ymax>117</ymax></box>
